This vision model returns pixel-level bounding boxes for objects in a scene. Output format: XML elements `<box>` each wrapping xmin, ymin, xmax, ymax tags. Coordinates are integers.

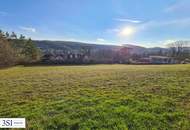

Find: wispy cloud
<box><xmin>106</xmin><ymin>28</ymin><xmax>120</xmax><ymax>34</ymax></box>
<box><xmin>96</xmin><ymin>38</ymin><xmax>106</xmax><ymax>42</ymax></box>
<box><xmin>162</xmin><ymin>39</ymin><xmax>177</xmax><ymax>46</ymax></box>
<box><xmin>110</xmin><ymin>18</ymin><xmax>142</xmax><ymax>37</ymax></box>
<box><xmin>165</xmin><ymin>0</ymin><xmax>190</xmax><ymax>12</ymax></box>
<box><xmin>114</xmin><ymin>18</ymin><xmax>142</xmax><ymax>23</ymax></box>
<box><xmin>139</xmin><ymin>18</ymin><xmax>190</xmax><ymax>30</ymax></box>
<box><xmin>107</xmin><ymin>17</ymin><xmax>190</xmax><ymax>40</ymax></box>
<box><xmin>19</xmin><ymin>26</ymin><xmax>36</xmax><ymax>33</ymax></box>
<box><xmin>0</xmin><ymin>11</ymin><xmax>8</xmax><ymax>16</ymax></box>
<box><xmin>95</xmin><ymin>38</ymin><xmax>116</xmax><ymax>45</ymax></box>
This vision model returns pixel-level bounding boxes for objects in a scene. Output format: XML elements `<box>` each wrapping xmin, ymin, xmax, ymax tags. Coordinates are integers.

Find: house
<box><xmin>118</xmin><ymin>47</ymin><xmax>133</xmax><ymax>63</ymax></box>
<box><xmin>149</xmin><ymin>56</ymin><xmax>176</xmax><ymax>64</ymax></box>
<box><xmin>181</xmin><ymin>58</ymin><xmax>190</xmax><ymax>64</ymax></box>
<box><xmin>41</xmin><ymin>49</ymin><xmax>90</xmax><ymax>64</ymax></box>
<box><xmin>119</xmin><ymin>47</ymin><xmax>133</xmax><ymax>56</ymax></box>
<box><xmin>135</xmin><ymin>58</ymin><xmax>151</xmax><ymax>64</ymax></box>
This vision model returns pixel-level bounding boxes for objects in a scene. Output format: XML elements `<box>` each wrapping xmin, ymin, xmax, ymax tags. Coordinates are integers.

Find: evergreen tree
<box><xmin>0</xmin><ymin>29</ymin><xmax>42</xmax><ymax>66</ymax></box>
<box><xmin>22</xmin><ymin>38</ymin><xmax>41</xmax><ymax>63</ymax></box>
<box><xmin>5</xmin><ymin>32</ymin><xmax>9</xmax><ymax>38</ymax></box>
<box><xmin>10</xmin><ymin>32</ymin><xmax>17</xmax><ymax>39</ymax></box>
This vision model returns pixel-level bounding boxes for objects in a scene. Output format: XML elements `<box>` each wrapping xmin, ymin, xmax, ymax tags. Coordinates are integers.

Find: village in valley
<box><xmin>39</xmin><ymin>41</ymin><xmax>190</xmax><ymax>65</ymax></box>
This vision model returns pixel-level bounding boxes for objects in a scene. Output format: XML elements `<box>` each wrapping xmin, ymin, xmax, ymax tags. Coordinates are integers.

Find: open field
<box><xmin>0</xmin><ymin>64</ymin><xmax>190</xmax><ymax>130</ymax></box>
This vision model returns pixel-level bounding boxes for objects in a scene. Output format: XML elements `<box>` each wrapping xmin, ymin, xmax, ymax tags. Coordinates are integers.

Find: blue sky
<box><xmin>0</xmin><ymin>0</ymin><xmax>190</xmax><ymax>47</ymax></box>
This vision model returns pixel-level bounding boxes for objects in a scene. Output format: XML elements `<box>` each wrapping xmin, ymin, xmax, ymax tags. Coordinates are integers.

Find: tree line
<box><xmin>167</xmin><ymin>41</ymin><xmax>190</xmax><ymax>61</ymax></box>
<box><xmin>0</xmin><ymin>30</ymin><xmax>41</xmax><ymax>67</ymax></box>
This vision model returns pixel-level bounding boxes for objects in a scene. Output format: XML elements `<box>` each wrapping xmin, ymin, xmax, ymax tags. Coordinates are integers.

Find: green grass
<box><xmin>0</xmin><ymin>64</ymin><xmax>190</xmax><ymax>130</ymax></box>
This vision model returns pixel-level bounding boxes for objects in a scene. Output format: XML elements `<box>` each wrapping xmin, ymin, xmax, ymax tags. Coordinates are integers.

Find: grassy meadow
<box><xmin>0</xmin><ymin>64</ymin><xmax>190</xmax><ymax>130</ymax></box>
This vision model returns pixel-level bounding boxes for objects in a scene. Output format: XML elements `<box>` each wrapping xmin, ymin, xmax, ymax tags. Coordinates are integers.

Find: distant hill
<box><xmin>123</xmin><ymin>44</ymin><xmax>146</xmax><ymax>54</ymax></box>
<box><xmin>122</xmin><ymin>44</ymin><xmax>169</xmax><ymax>54</ymax></box>
<box><xmin>34</xmin><ymin>40</ymin><xmax>169</xmax><ymax>54</ymax></box>
<box><xmin>34</xmin><ymin>40</ymin><xmax>121</xmax><ymax>52</ymax></box>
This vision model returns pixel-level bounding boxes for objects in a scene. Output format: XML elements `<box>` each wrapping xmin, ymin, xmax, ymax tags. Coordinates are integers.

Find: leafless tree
<box><xmin>167</xmin><ymin>41</ymin><xmax>190</xmax><ymax>59</ymax></box>
<box><xmin>0</xmin><ymin>33</ymin><xmax>16</xmax><ymax>67</ymax></box>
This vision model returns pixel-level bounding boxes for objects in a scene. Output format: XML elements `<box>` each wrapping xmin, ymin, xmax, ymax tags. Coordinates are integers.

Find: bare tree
<box><xmin>167</xmin><ymin>41</ymin><xmax>190</xmax><ymax>60</ymax></box>
<box><xmin>0</xmin><ymin>33</ymin><xmax>16</xmax><ymax>67</ymax></box>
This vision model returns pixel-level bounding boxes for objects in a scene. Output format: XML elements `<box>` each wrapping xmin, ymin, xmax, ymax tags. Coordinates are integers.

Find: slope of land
<box><xmin>34</xmin><ymin>40</ymin><xmax>121</xmax><ymax>51</ymax></box>
<box><xmin>0</xmin><ymin>65</ymin><xmax>190</xmax><ymax>129</ymax></box>
<box><xmin>34</xmin><ymin>40</ymin><xmax>169</xmax><ymax>54</ymax></box>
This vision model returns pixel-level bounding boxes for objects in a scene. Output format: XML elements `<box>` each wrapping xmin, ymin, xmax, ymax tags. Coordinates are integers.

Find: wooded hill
<box><xmin>34</xmin><ymin>40</ymin><xmax>170</xmax><ymax>54</ymax></box>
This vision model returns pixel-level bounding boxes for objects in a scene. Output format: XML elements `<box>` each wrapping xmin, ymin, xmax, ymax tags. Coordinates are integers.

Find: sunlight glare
<box><xmin>119</xmin><ymin>26</ymin><xmax>136</xmax><ymax>37</ymax></box>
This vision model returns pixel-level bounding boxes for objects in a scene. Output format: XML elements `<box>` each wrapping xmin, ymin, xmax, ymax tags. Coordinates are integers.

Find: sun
<box><xmin>119</xmin><ymin>26</ymin><xmax>136</xmax><ymax>37</ymax></box>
